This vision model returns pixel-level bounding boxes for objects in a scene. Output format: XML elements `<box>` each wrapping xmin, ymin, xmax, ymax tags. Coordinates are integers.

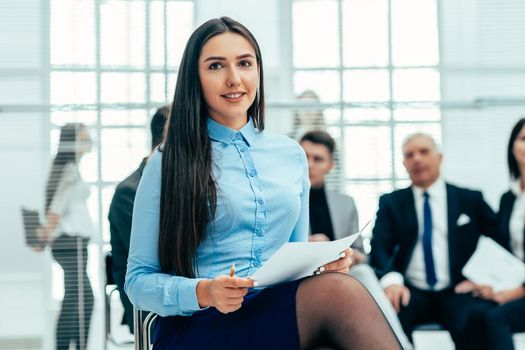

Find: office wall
<box><xmin>0</xmin><ymin>0</ymin><xmax>50</xmax><ymax>343</ymax></box>
<box><xmin>440</xmin><ymin>0</ymin><xmax>525</xmax><ymax>208</ymax></box>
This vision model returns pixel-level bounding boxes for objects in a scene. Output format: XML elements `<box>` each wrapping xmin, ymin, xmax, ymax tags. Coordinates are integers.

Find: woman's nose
<box><xmin>226</xmin><ymin>69</ymin><xmax>241</xmax><ymax>88</ymax></box>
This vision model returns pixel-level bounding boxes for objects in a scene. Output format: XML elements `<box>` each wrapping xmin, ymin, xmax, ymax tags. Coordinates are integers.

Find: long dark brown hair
<box><xmin>159</xmin><ymin>17</ymin><xmax>265</xmax><ymax>276</ymax></box>
<box><xmin>45</xmin><ymin>123</ymin><xmax>85</xmax><ymax>213</ymax></box>
<box><xmin>507</xmin><ymin>118</ymin><xmax>525</xmax><ymax>180</ymax></box>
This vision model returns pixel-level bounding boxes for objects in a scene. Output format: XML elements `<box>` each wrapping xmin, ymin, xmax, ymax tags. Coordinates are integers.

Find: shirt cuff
<box><xmin>166</xmin><ymin>277</ymin><xmax>207</xmax><ymax>315</ymax></box>
<box><xmin>380</xmin><ymin>272</ymin><xmax>404</xmax><ymax>289</ymax></box>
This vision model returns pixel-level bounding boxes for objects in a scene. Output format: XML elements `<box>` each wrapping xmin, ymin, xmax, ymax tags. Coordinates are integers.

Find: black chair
<box><xmin>105</xmin><ymin>252</ymin><xmax>133</xmax><ymax>347</ymax></box>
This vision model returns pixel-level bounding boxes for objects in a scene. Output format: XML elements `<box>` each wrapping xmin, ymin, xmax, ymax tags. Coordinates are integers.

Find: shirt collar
<box><xmin>510</xmin><ymin>179</ymin><xmax>523</xmax><ymax>197</ymax></box>
<box><xmin>412</xmin><ymin>176</ymin><xmax>445</xmax><ymax>200</ymax></box>
<box><xmin>207</xmin><ymin>117</ymin><xmax>258</xmax><ymax>146</ymax></box>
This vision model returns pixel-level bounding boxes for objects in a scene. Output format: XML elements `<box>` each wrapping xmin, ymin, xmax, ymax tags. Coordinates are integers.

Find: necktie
<box><xmin>423</xmin><ymin>192</ymin><xmax>437</xmax><ymax>287</ymax></box>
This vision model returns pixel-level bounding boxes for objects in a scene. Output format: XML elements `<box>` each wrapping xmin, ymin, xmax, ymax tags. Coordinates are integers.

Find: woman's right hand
<box><xmin>36</xmin><ymin>212</ymin><xmax>60</xmax><ymax>246</ymax></box>
<box><xmin>36</xmin><ymin>225</ymin><xmax>51</xmax><ymax>245</ymax></box>
<box><xmin>196</xmin><ymin>276</ymin><xmax>254</xmax><ymax>314</ymax></box>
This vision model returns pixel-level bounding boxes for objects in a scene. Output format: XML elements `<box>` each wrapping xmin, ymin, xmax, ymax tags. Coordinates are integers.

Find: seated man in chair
<box><xmin>370</xmin><ymin>132</ymin><xmax>497</xmax><ymax>349</ymax></box>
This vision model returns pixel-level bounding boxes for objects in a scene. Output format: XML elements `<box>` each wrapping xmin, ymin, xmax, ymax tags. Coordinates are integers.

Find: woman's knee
<box><xmin>317</xmin><ymin>272</ymin><xmax>369</xmax><ymax>299</ymax></box>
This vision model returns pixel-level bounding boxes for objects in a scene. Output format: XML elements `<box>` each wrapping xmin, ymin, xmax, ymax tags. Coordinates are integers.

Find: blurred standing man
<box><xmin>108</xmin><ymin>106</ymin><xmax>168</xmax><ymax>332</ymax></box>
<box><xmin>371</xmin><ymin>133</ymin><xmax>497</xmax><ymax>349</ymax></box>
<box><xmin>300</xmin><ymin>130</ymin><xmax>412</xmax><ymax>349</ymax></box>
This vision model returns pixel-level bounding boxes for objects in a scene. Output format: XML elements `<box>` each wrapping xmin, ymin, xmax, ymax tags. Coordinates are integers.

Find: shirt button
<box><xmin>236</xmin><ymin>133</ymin><xmax>243</xmax><ymax>140</ymax></box>
<box><xmin>257</xmin><ymin>198</ymin><xmax>264</xmax><ymax>205</ymax></box>
<box><xmin>239</xmin><ymin>148</ymin><xmax>246</xmax><ymax>153</ymax></box>
<box><xmin>249</xmin><ymin>170</ymin><xmax>257</xmax><ymax>177</ymax></box>
<box><xmin>255</xmin><ymin>229</ymin><xmax>263</xmax><ymax>237</ymax></box>
<box><xmin>253</xmin><ymin>261</ymin><xmax>260</xmax><ymax>267</ymax></box>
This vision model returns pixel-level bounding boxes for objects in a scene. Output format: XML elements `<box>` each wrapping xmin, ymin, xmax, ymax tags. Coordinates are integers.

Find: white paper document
<box><xmin>462</xmin><ymin>236</ymin><xmax>525</xmax><ymax>292</ymax></box>
<box><xmin>251</xmin><ymin>232</ymin><xmax>361</xmax><ymax>287</ymax></box>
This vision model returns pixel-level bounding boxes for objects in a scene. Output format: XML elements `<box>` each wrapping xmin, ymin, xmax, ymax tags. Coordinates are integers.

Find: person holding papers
<box><xmin>35</xmin><ymin>123</ymin><xmax>94</xmax><ymax>350</ymax></box>
<box><xmin>300</xmin><ymin>130</ymin><xmax>411</xmax><ymax>349</ymax></box>
<box><xmin>125</xmin><ymin>17</ymin><xmax>400</xmax><ymax>350</ymax></box>
<box><xmin>464</xmin><ymin>119</ymin><xmax>525</xmax><ymax>350</ymax></box>
<box><xmin>370</xmin><ymin>133</ymin><xmax>498</xmax><ymax>349</ymax></box>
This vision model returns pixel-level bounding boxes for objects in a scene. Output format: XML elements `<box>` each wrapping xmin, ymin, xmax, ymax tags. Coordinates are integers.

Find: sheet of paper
<box><xmin>462</xmin><ymin>236</ymin><xmax>525</xmax><ymax>292</ymax></box>
<box><xmin>251</xmin><ymin>232</ymin><xmax>361</xmax><ymax>287</ymax></box>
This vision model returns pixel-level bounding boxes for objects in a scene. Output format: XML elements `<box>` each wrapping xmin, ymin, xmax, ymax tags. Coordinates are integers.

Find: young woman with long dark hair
<box><xmin>37</xmin><ymin>123</ymin><xmax>94</xmax><ymax>350</ymax></box>
<box><xmin>125</xmin><ymin>17</ymin><xmax>400</xmax><ymax>349</ymax></box>
<box><xmin>463</xmin><ymin>119</ymin><xmax>525</xmax><ymax>350</ymax></box>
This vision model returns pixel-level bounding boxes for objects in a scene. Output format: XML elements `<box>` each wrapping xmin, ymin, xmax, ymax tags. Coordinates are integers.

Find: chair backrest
<box><xmin>134</xmin><ymin>308</ymin><xmax>157</xmax><ymax>350</ymax></box>
<box><xmin>105</xmin><ymin>253</ymin><xmax>115</xmax><ymax>285</ymax></box>
<box><xmin>104</xmin><ymin>252</ymin><xmax>133</xmax><ymax>347</ymax></box>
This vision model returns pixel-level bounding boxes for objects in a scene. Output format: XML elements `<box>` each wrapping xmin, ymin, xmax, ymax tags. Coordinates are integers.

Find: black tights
<box><xmin>52</xmin><ymin>235</ymin><xmax>94</xmax><ymax>350</ymax></box>
<box><xmin>296</xmin><ymin>273</ymin><xmax>401</xmax><ymax>350</ymax></box>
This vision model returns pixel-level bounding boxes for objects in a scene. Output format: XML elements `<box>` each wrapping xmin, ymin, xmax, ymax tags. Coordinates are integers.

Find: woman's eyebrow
<box><xmin>203</xmin><ymin>53</ymin><xmax>255</xmax><ymax>62</ymax></box>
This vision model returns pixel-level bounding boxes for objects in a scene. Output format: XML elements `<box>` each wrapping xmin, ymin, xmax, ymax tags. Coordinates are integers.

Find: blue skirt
<box><xmin>153</xmin><ymin>279</ymin><xmax>303</xmax><ymax>350</ymax></box>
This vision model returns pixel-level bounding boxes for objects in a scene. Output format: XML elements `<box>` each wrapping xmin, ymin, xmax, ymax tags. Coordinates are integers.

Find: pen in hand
<box><xmin>229</xmin><ymin>262</ymin><xmax>259</xmax><ymax>286</ymax></box>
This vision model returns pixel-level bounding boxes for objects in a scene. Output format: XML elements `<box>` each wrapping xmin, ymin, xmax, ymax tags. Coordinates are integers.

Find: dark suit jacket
<box><xmin>370</xmin><ymin>183</ymin><xmax>497</xmax><ymax>287</ymax></box>
<box><xmin>108</xmin><ymin>158</ymin><xmax>146</xmax><ymax>331</ymax></box>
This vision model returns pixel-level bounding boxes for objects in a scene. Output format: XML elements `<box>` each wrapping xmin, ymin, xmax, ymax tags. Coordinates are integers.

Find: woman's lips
<box><xmin>221</xmin><ymin>92</ymin><xmax>245</xmax><ymax>102</ymax></box>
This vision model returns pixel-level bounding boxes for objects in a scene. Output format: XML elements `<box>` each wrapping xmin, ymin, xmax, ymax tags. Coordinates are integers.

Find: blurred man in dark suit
<box><xmin>108</xmin><ymin>106</ymin><xmax>168</xmax><ymax>332</ymax></box>
<box><xmin>371</xmin><ymin>133</ymin><xmax>497</xmax><ymax>349</ymax></box>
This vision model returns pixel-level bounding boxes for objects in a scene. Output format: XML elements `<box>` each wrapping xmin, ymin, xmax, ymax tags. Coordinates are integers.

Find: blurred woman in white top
<box><xmin>37</xmin><ymin>123</ymin><xmax>94</xmax><ymax>350</ymax></box>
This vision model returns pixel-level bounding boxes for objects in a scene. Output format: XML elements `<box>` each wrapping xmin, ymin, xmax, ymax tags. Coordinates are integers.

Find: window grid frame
<box><xmin>49</xmin><ymin>0</ymin><xmax>194</xmax><ymax>245</ymax></box>
<box><xmin>292</xmin><ymin>0</ymin><xmax>442</xmax><ymax>192</ymax></box>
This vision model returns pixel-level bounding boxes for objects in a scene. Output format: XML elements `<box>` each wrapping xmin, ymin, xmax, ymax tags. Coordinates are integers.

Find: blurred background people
<box><xmin>483</xmin><ymin>118</ymin><xmax>525</xmax><ymax>349</ymax></box>
<box><xmin>107</xmin><ymin>106</ymin><xmax>168</xmax><ymax>333</ymax></box>
<box><xmin>36</xmin><ymin>123</ymin><xmax>94</xmax><ymax>350</ymax></box>
<box><xmin>370</xmin><ymin>133</ymin><xmax>497</xmax><ymax>349</ymax></box>
<box><xmin>300</xmin><ymin>130</ymin><xmax>412</xmax><ymax>349</ymax></box>
<box><xmin>290</xmin><ymin>90</ymin><xmax>326</xmax><ymax>141</ymax></box>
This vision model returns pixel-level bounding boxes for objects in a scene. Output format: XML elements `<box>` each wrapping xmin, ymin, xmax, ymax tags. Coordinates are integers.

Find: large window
<box><xmin>49</xmin><ymin>0</ymin><xmax>194</xmax><ymax>300</ymax></box>
<box><xmin>292</xmin><ymin>0</ymin><xmax>442</xmax><ymax>241</ymax></box>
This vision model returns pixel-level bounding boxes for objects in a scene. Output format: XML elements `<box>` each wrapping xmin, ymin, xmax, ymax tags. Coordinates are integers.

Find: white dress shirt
<box><xmin>381</xmin><ymin>178</ymin><xmax>451</xmax><ymax>291</ymax></box>
<box><xmin>509</xmin><ymin>181</ymin><xmax>525</xmax><ymax>261</ymax></box>
<box><xmin>48</xmin><ymin>163</ymin><xmax>94</xmax><ymax>241</ymax></box>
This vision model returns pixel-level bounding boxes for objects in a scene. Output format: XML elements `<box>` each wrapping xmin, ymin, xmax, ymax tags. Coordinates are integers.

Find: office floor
<box><xmin>103</xmin><ymin>299</ymin><xmax>525</xmax><ymax>350</ymax></box>
<box><xmin>21</xmin><ymin>294</ymin><xmax>525</xmax><ymax>350</ymax></box>
<box><xmin>104</xmin><ymin>332</ymin><xmax>525</xmax><ymax>350</ymax></box>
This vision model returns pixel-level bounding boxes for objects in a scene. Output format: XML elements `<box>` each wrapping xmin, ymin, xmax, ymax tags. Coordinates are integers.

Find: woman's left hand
<box><xmin>493</xmin><ymin>286</ymin><xmax>525</xmax><ymax>304</ymax></box>
<box><xmin>317</xmin><ymin>248</ymin><xmax>353</xmax><ymax>274</ymax></box>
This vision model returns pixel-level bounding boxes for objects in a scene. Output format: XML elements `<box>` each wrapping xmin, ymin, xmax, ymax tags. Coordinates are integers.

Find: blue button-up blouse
<box><xmin>125</xmin><ymin>118</ymin><xmax>310</xmax><ymax>317</ymax></box>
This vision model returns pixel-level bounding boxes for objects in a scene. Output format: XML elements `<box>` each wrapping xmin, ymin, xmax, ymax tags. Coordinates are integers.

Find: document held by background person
<box><xmin>462</xmin><ymin>236</ymin><xmax>525</xmax><ymax>292</ymax></box>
